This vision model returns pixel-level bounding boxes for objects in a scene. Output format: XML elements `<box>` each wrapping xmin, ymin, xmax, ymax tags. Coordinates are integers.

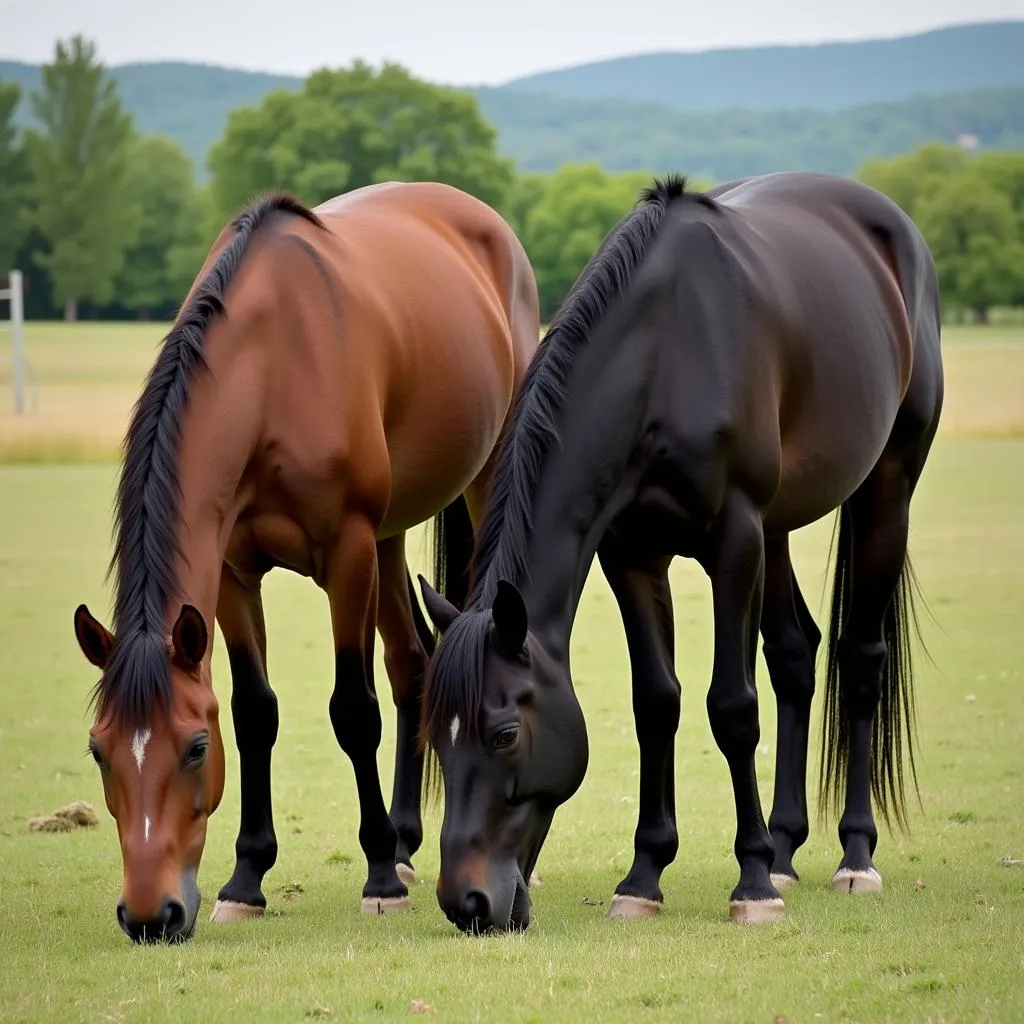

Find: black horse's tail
<box><xmin>415</xmin><ymin>494</ymin><xmax>475</xmax><ymax>804</ymax></box>
<box><xmin>818</xmin><ymin>504</ymin><xmax>924</xmax><ymax>831</ymax></box>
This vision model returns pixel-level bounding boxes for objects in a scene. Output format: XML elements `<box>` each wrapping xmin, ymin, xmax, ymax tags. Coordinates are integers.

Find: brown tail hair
<box><xmin>415</xmin><ymin>494</ymin><xmax>475</xmax><ymax>805</ymax></box>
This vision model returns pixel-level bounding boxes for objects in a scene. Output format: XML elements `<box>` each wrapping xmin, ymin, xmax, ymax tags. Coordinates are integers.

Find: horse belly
<box><xmin>379</xmin><ymin>325</ymin><xmax>514</xmax><ymax>536</ymax></box>
<box><xmin>765</xmin><ymin>372</ymin><xmax>903</xmax><ymax>535</ymax></box>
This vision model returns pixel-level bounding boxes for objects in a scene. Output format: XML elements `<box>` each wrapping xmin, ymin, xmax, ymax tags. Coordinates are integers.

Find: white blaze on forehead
<box><xmin>449</xmin><ymin>715</ymin><xmax>460</xmax><ymax>747</ymax></box>
<box><xmin>131</xmin><ymin>728</ymin><xmax>152</xmax><ymax>772</ymax></box>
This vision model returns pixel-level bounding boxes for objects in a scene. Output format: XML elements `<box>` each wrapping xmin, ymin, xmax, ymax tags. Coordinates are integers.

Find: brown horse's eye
<box><xmin>89</xmin><ymin>742</ymin><xmax>108</xmax><ymax>773</ymax></box>
<box><xmin>183</xmin><ymin>737</ymin><xmax>209</xmax><ymax>770</ymax></box>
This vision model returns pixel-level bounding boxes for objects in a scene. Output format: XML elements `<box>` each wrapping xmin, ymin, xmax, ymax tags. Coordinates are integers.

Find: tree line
<box><xmin>2</xmin><ymin>36</ymin><xmax>1023</xmax><ymax>324</ymax></box>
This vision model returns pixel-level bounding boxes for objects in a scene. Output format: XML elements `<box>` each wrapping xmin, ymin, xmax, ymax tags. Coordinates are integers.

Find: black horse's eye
<box><xmin>492</xmin><ymin>726</ymin><xmax>519</xmax><ymax>751</ymax></box>
<box><xmin>183</xmin><ymin>737</ymin><xmax>209</xmax><ymax>769</ymax></box>
<box><xmin>89</xmin><ymin>743</ymin><xmax>107</xmax><ymax>772</ymax></box>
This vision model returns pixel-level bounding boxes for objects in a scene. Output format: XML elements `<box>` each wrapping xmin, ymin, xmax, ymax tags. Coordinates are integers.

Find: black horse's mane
<box><xmin>94</xmin><ymin>193</ymin><xmax>322</xmax><ymax>728</ymax></box>
<box><xmin>422</xmin><ymin>174</ymin><xmax>699</xmax><ymax>751</ymax></box>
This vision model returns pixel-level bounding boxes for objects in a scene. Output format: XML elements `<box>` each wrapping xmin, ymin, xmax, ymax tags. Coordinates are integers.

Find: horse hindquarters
<box><xmin>819</xmin><ymin>316</ymin><xmax>942</xmax><ymax>892</ymax></box>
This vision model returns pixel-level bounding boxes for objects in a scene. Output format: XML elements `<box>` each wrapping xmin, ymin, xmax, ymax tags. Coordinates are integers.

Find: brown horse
<box><xmin>419</xmin><ymin>172</ymin><xmax>943</xmax><ymax>932</ymax></box>
<box><xmin>72</xmin><ymin>181</ymin><xmax>539</xmax><ymax>942</ymax></box>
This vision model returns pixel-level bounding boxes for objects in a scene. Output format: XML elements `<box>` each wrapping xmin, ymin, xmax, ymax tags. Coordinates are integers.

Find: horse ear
<box><xmin>171</xmin><ymin>605</ymin><xmax>209</xmax><ymax>672</ymax></box>
<box><xmin>492</xmin><ymin>579</ymin><xmax>528</xmax><ymax>655</ymax></box>
<box><xmin>418</xmin><ymin>574</ymin><xmax>459</xmax><ymax>634</ymax></box>
<box><xmin>74</xmin><ymin>604</ymin><xmax>114</xmax><ymax>669</ymax></box>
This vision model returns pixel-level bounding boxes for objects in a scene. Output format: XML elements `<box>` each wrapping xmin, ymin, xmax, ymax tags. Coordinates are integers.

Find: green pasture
<box><xmin>0</xmin><ymin>323</ymin><xmax>1022</xmax><ymax>1022</ymax></box>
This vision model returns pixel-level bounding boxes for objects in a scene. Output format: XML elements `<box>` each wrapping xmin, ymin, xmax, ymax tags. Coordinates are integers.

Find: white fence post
<box><xmin>10</xmin><ymin>270</ymin><xmax>25</xmax><ymax>415</ymax></box>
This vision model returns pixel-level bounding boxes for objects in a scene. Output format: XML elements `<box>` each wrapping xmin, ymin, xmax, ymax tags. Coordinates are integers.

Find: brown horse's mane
<box><xmin>422</xmin><ymin>174</ymin><xmax>707</xmax><ymax>747</ymax></box>
<box><xmin>94</xmin><ymin>193</ymin><xmax>323</xmax><ymax>728</ymax></box>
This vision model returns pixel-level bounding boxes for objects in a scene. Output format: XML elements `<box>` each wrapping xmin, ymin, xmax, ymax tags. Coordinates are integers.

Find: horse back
<box><xmin>178</xmin><ymin>183</ymin><xmax>539</xmax><ymax>575</ymax></box>
<box><xmin>648</xmin><ymin>173</ymin><xmax>941</xmax><ymax>532</ymax></box>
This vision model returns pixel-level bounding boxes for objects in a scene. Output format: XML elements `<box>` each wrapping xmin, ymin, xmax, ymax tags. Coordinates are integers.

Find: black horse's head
<box><xmin>419</xmin><ymin>577</ymin><xmax>588</xmax><ymax>933</ymax></box>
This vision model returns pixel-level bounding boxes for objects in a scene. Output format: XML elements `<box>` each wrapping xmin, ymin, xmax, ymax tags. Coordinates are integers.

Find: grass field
<box><xmin>0</xmin><ymin>323</ymin><xmax>1022</xmax><ymax>1022</ymax></box>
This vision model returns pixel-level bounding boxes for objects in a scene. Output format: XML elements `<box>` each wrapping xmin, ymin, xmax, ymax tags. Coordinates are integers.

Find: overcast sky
<box><xmin>2</xmin><ymin>0</ymin><xmax>1022</xmax><ymax>85</ymax></box>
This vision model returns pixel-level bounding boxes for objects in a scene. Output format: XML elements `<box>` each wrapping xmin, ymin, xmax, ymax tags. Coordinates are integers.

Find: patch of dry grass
<box><xmin>0</xmin><ymin>322</ymin><xmax>1020</xmax><ymax>463</ymax></box>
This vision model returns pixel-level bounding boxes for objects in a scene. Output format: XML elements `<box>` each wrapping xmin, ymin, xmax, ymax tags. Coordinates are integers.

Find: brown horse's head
<box><xmin>74</xmin><ymin>603</ymin><xmax>225</xmax><ymax>942</ymax></box>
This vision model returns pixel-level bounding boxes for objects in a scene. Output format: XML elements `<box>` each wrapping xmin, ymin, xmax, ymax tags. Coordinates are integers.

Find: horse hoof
<box><xmin>770</xmin><ymin>872</ymin><xmax>798</xmax><ymax>889</ymax></box>
<box><xmin>396</xmin><ymin>862</ymin><xmax>417</xmax><ymax>887</ymax></box>
<box><xmin>831</xmin><ymin>867</ymin><xmax>883</xmax><ymax>893</ymax></box>
<box><xmin>606</xmin><ymin>894</ymin><xmax>661</xmax><ymax>919</ymax></box>
<box><xmin>528</xmin><ymin>871</ymin><xmax>542</xmax><ymax>888</ymax></box>
<box><xmin>209</xmin><ymin>900</ymin><xmax>264</xmax><ymax>923</ymax></box>
<box><xmin>728</xmin><ymin>898</ymin><xmax>786</xmax><ymax>924</ymax></box>
<box><xmin>360</xmin><ymin>895</ymin><xmax>411</xmax><ymax>915</ymax></box>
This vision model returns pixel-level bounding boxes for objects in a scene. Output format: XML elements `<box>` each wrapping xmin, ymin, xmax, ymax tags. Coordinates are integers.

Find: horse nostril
<box><xmin>116</xmin><ymin>897</ymin><xmax>188</xmax><ymax>943</ymax></box>
<box><xmin>162</xmin><ymin>898</ymin><xmax>187</xmax><ymax>939</ymax></box>
<box><xmin>461</xmin><ymin>888</ymin><xmax>491</xmax><ymax>932</ymax></box>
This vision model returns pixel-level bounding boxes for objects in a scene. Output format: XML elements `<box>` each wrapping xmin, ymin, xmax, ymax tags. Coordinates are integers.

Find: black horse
<box><xmin>418</xmin><ymin>171</ymin><xmax>943</xmax><ymax>932</ymax></box>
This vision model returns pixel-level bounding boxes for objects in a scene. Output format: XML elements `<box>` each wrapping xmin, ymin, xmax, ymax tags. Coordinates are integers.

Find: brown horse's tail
<box><xmin>432</xmin><ymin>494</ymin><xmax>474</xmax><ymax>617</ymax></box>
<box><xmin>417</xmin><ymin>494</ymin><xmax>475</xmax><ymax>804</ymax></box>
<box><xmin>818</xmin><ymin>505</ymin><xmax>924</xmax><ymax>832</ymax></box>
<box><xmin>405</xmin><ymin>494</ymin><xmax>475</xmax><ymax>654</ymax></box>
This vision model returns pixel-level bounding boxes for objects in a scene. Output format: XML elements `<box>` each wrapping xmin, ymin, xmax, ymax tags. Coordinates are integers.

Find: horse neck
<box><xmin>515</xmin><ymin>322</ymin><xmax>655</xmax><ymax>660</ymax></box>
<box><xmin>158</xmin><ymin>326</ymin><xmax>261</xmax><ymax>642</ymax></box>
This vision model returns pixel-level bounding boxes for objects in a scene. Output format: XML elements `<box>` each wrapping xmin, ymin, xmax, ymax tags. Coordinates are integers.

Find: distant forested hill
<box><xmin>3</xmin><ymin>21</ymin><xmax>1023</xmax><ymax>181</ymax></box>
<box><xmin>475</xmin><ymin>86</ymin><xmax>1024</xmax><ymax>180</ymax></box>
<box><xmin>503</xmin><ymin>21</ymin><xmax>1024</xmax><ymax>110</ymax></box>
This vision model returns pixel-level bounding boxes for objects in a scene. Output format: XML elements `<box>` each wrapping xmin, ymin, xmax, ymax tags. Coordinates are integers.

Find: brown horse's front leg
<box><xmin>210</xmin><ymin>566</ymin><xmax>278</xmax><ymax>925</ymax></box>
<box><xmin>326</xmin><ymin>518</ymin><xmax>409</xmax><ymax>914</ymax></box>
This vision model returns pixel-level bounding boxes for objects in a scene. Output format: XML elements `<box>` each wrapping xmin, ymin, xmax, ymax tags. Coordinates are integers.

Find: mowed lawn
<box><xmin>0</xmin><ymin>323</ymin><xmax>1022</xmax><ymax>1023</ymax></box>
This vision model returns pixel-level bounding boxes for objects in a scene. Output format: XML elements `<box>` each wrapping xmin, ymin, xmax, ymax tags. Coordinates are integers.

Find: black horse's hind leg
<box><xmin>703</xmin><ymin>492</ymin><xmax>783</xmax><ymax>923</ymax></box>
<box><xmin>598</xmin><ymin>537</ymin><xmax>680</xmax><ymax>917</ymax></box>
<box><xmin>212</xmin><ymin>567</ymin><xmax>280</xmax><ymax>921</ymax></box>
<box><xmin>762</xmin><ymin>536</ymin><xmax>820</xmax><ymax>887</ymax></box>
<box><xmin>327</xmin><ymin>518</ymin><xmax>408</xmax><ymax>913</ymax></box>
<box><xmin>832</xmin><ymin>459</ymin><xmax>911</xmax><ymax>891</ymax></box>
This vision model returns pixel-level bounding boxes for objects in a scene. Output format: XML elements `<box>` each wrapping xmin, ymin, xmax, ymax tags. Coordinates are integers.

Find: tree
<box><xmin>116</xmin><ymin>135</ymin><xmax>209</xmax><ymax>317</ymax></box>
<box><xmin>516</xmin><ymin>165</ymin><xmax>660</xmax><ymax>318</ymax></box>
<box><xmin>208</xmin><ymin>61</ymin><xmax>514</xmax><ymax>223</ymax></box>
<box><xmin>857</xmin><ymin>143</ymin><xmax>968</xmax><ymax>220</ymax></box>
<box><xmin>25</xmin><ymin>36</ymin><xmax>140</xmax><ymax>320</ymax></box>
<box><xmin>915</xmin><ymin>170</ymin><xmax>1024</xmax><ymax>322</ymax></box>
<box><xmin>0</xmin><ymin>82</ymin><xmax>29</xmax><ymax>275</ymax></box>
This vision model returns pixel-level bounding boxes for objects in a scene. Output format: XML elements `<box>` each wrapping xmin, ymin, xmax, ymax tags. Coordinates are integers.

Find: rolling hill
<box><xmin>503</xmin><ymin>21</ymin><xmax>1024</xmax><ymax>110</ymax></box>
<box><xmin>3</xmin><ymin>21</ymin><xmax>1023</xmax><ymax>181</ymax></box>
<box><xmin>475</xmin><ymin>86</ymin><xmax>1024</xmax><ymax>180</ymax></box>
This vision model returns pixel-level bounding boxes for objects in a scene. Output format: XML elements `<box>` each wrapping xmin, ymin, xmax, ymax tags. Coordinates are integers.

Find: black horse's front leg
<box><xmin>599</xmin><ymin>539</ymin><xmax>680</xmax><ymax>918</ymax></box>
<box><xmin>703</xmin><ymin>493</ymin><xmax>783</xmax><ymax>924</ymax></box>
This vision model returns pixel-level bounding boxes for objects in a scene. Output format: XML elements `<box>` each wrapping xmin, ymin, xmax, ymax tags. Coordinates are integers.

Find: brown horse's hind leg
<box><xmin>210</xmin><ymin>567</ymin><xmax>278</xmax><ymax>923</ymax></box>
<box><xmin>326</xmin><ymin>518</ymin><xmax>409</xmax><ymax>914</ymax></box>
<box><xmin>376</xmin><ymin>533</ymin><xmax>430</xmax><ymax>887</ymax></box>
<box><xmin>761</xmin><ymin>536</ymin><xmax>820</xmax><ymax>887</ymax></box>
<box><xmin>598</xmin><ymin>538</ymin><xmax>679</xmax><ymax>919</ymax></box>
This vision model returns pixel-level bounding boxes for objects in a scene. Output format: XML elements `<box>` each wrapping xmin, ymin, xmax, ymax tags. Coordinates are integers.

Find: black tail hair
<box><xmin>420</xmin><ymin>494</ymin><xmax>475</xmax><ymax>804</ymax></box>
<box><xmin>818</xmin><ymin>505</ymin><xmax>925</xmax><ymax>831</ymax></box>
